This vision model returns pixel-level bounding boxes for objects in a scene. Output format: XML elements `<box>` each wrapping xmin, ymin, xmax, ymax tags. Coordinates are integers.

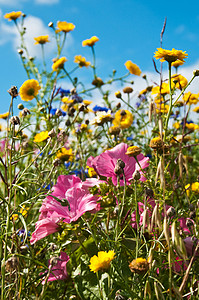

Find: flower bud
<box><xmin>18</xmin><ymin>103</ymin><xmax>24</xmax><ymax>110</ymax></box>
<box><xmin>123</xmin><ymin>86</ymin><xmax>133</xmax><ymax>94</ymax></box>
<box><xmin>92</xmin><ymin>77</ymin><xmax>104</xmax><ymax>87</ymax></box>
<box><xmin>193</xmin><ymin>69</ymin><xmax>199</xmax><ymax>76</ymax></box>
<box><xmin>21</xmin><ymin>108</ymin><xmax>30</xmax><ymax>117</ymax></box>
<box><xmin>10</xmin><ymin>116</ymin><xmax>20</xmax><ymax>125</ymax></box>
<box><xmin>18</xmin><ymin>49</ymin><xmax>24</xmax><ymax>55</ymax></box>
<box><xmin>8</xmin><ymin>86</ymin><xmax>18</xmax><ymax>98</ymax></box>
<box><xmin>115</xmin><ymin>91</ymin><xmax>122</xmax><ymax>99</ymax></box>
<box><xmin>114</xmin><ymin>159</ymin><xmax>125</xmax><ymax>175</ymax></box>
<box><xmin>126</xmin><ymin>146</ymin><xmax>141</xmax><ymax>157</ymax></box>
<box><xmin>48</xmin><ymin>22</ymin><xmax>54</xmax><ymax>28</ymax></box>
<box><xmin>132</xmin><ymin>170</ymin><xmax>141</xmax><ymax>180</ymax></box>
<box><xmin>55</xmin><ymin>109</ymin><xmax>62</xmax><ymax>117</ymax></box>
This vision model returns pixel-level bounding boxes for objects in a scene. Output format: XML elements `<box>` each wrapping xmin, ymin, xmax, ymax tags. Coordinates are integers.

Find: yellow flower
<box><xmin>52</xmin><ymin>57</ymin><xmax>67</xmax><ymax>71</ymax></box>
<box><xmin>56</xmin><ymin>148</ymin><xmax>73</xmax><ymax>161</ymax></box>
<box><xmin>193</xmin><ymin>106</ymin><xmax>199</xmax><ymax>113</ymax></box>
<box><xmin>61</xmin><ymin>97</ymin><xmax>74</xmax><ymax>104</ymax></box>
<box><xmin>185</xmin><ymin>182</ymin><xmax>199</xmax><ymax>196</ymax></box>
<box><xmin>34</xmin><ymin>131</ymin><xmax>49</xmax><ymax>143</ymax></box>
<box><xmin>129</xmin><ymin>257</ymin><xmax>149</xmax><ymax>274</ymax></box>
<box><xmin>83</xmin><ymin>100</ymin><xmax>92</xmax><ymax>106</ymax></box>
<box><xmin>151</xmin><ymin>82</ymin><xmax>170</xmax><ymax>95</ymax></box>
<box><xmin>186</xmin><ymin>123</ymin><xmax>199</xmax><ymax>131</ymax></box>
<box><xmin>89</xmin><ymin>250</ymin><xmax>115</xmax><ymax>273</ymax></box>
<box><xmin>149</xmin><ymin>137</ymin><xmax>164</xmax><ymax>149</ymax></box>
<box><xmin>124</xmin><ymin>60</ymin><xmax>141</xmax><ymax>76</ymax></box>
<box><xmin>125</xmin><ymin>146</ymin><xmax>142</xmax><ymax>157</ymax></box>
<box><xmin>87</xmin><ymin>166</ymin><xmax>97</xmax><ymax>177</ymax></box>
<box><xmin>34</xmin><ymin>35</ymin><xmax>50</xmax><ymax>45</ymax></box>
<box><xmin>154</xmin><ymin>48</ymin><xmax>188</xmax><ymax>63</ymax></box>
<box><xmin>183</xmin><ymin>92</ymin><xmax>199</xmax><ymax>105</ymax></box>
<box><xmin>171</xmin><ymin>74</ymin><xmax>188</xmax><ymax>89</ymax></box>
<box><xmin>57</xmin><ymin>21</ymin><xmax>75</xmax><ymax>33</ymax></box>
<box><xmin>0</xmin><ymin>112</ymin><xmax>9</xmax><ymax>119</ymax></box>
<box><xmin>171</xmin><ymin>60</ymin><xmax>184</xmax><ymax>68</ymax></box>
<box><xmin>74</xmin><ymin>55</ymin><xmax>91</xmax><ymax>68</ymax></box>
<box><xmin>82</xmin><ymin>36</ymin><xmax>99</xmax><ymax>47</ymax></box>
<box><xmin>91</xmin><ymin>110</ymin><xmax>113</xmax><ymax>126</ymax></box>
<box><xmin>19</xmin><ymin>79</ymin><xmax>41</xmax><ymax>101</ymax></box>
<box><xmin>156</xmin><ymin>104</ymin><xmax>169</xmax><ymax>114</ymax></box>
<box><xmin>112</xmin><ymin>109</ymin><xmax>133</xmax><ymax>129</ymax></box>
<box><xmin>173</xmin><ymin>122</ymin><xmax>180</xmax><ymax>129</ymax></box>
<box><xmin>12</xmin><ymin>205</ymin><xmax>29</xmax><ymax>221</ymax></box>
<box><xmin>4</xmin><ymin>11</ymin><xmax>22</xmax><ymax>21</ymax></box>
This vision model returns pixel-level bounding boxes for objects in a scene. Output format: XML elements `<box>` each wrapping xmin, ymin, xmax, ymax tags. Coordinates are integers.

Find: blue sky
<box><xmin>0</xmin><ymin>0</ymin><xmax>199</xmax><ymax>113</ymax></box>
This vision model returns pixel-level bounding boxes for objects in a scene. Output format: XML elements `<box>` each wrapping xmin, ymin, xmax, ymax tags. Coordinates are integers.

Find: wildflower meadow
<box><xmin>1</xmin><ymin>11</ymin><xmax>199</xmax><ymax>300</ymax></box>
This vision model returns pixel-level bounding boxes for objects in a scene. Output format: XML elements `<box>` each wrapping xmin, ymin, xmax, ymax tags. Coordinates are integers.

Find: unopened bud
<box><xmin>8</xmin><ymin>86</ymin><xmax>18</xmax><ymax>98</ymax></box>
<box><xmin>123</xmin><ymin>86</ymin><xmax>133</xmax><ymax>94</ymax></box>
<box><xmin>65</xmin><ymin>119</ymin><xmax>71</xmax><ymax>126</ymax></box>
<box><xmin>193</xmin><ymin>69</ymin><xmax>199</xmax><ymax>77</ymax></box>
<box><xmin>48</xmin><ymin>22</ymin><xmax>54</xmax><ymax>28</ymax></box>
<box><xmin>132</xmin><ymin>170</ymin><xmax>141</xmax><ymax>180</ymax></box>
<box><xmin>114</xmin><ymin>159</ymin><xmax>125</xmax><ymax>175</ymax></box>
<box><xmin>21</xmin><ymin>108</ymin><xmax>30</xmax><ymax>117</ymax></box>
<box><xmin>10</xmin><ymin>116</ymin><xmax>20</xmax><ymax>125</ymax></box>
<box><xmin>18</xmin><ymin>49</ymin><xmax>24</xmax><ymax>55</ymax></box>
<box><xmin>116</xmin><ymin>102</ymin><xmax>121</xmax><ymax>109</ymax></box>
<box><xmin>92</xmin><ymin>77</ymin><xmax>104</xmax><ymax>87</ymax></box>
<box><xmin>79</xmin><ymin>104</ymin><xmax>85</xmax><ymax>112</ymax></box>
<box><xmin>115</xmin><ymin>91</ymin><xmax>122</xmax><ymax>99</ymax></box>
<box><xmin>18</xmin><ymin>103</ymin><xmax>24</xmax><ymax>110</ymax></box>
<box><xmin>55</xmin><ymin>109</ymin><xmax>62</xmax><ymax>117</ymax></box>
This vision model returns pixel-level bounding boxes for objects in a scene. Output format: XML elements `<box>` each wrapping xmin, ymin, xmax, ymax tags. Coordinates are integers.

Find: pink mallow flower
<box><xmin>30</xmin><ymin>175</ymin><xmax>102</xmax><ymax>244</ymax></box>
<box><xmin>41</xmin><ymin>251</ymin><xmax>70</xmax><ymax>284</ymax></box>
<box><xmin>87</xmin><ymin>143</ymin><xmax>149</xmax><ymax>186</ymax></box>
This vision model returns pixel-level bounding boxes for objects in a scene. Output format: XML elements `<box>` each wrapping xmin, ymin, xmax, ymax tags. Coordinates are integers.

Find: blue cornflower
<box><xmin>93</xmin><ymin>105</ymin><xmax>109</xmax><ymax>112</ymax></box>
<box><xmin>71</xmin><ymin>94</ymin><xmax>83</xmax><ymax>103</ymax></box>
<box><xmin>50</xmin><ymin>108</ymin><xmax>66</xmax><ymax>116</ymax></box>
<box><xmin>58</xmin><ymin>87</ymin><xmax>70</xmax><ymax>97</ymax></box>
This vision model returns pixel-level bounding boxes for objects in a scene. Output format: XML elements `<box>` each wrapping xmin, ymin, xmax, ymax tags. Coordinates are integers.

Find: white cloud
<box><xmin>0</xmin><ymin>0</ymin><xmax>27</xmax><ymax>6</ymax></box>
<box><xmin>35</xmin><ymin>0</ymin><xmax>59</xmax><ymax>4</ymax></box>
<box><xmin>0</xmin><ymin>14</ymin><xmax>73</xmax><ymax>59</ymax></box>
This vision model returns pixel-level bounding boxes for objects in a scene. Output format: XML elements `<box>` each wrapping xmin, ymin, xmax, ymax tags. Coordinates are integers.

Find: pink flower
<box><xmin>31</xmin><ymin>175</ymin><xmax>102</xmax><ymax>244</ymax></box>
<box><xmin>87</xmin><ymin>143</ymin><xmax>149</xmax><ymax>186</ymax></box>
<box><xmin>131</xmin><ymin>198</ymin><xmax>155</xmax><ymax>229</ymax></box>
<box><xmin>184</xmin><ymin>237</ymin><xmax>199</xmax><ymax>257</ymax></box>
<box><xmin>30</xmin><ymin>217</ymin><xmax>60</xmax><ymax>244</ymax></box>
<box><xmin>41</xmin><ymin>252</ymin><xmax>70</xmax><ymax>284</ymax></box>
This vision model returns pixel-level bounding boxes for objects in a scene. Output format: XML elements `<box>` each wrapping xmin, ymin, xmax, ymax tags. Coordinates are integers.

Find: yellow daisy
<box><xmin>89</xmin><ymin>250</ymin><xmax>115</xmax><ymax>273</ymax></box>
<box><xmin>4</xmin><ymin>11</ymin><xmax>22</xmax><ymax>21</ymax></box>
<box><xmin>52</xmin><ymin>57</ymin><xmax>67</xmax><ymax>72</ymax></box>
<box><xmin>57</xmin><ymin>21</ymin><xmax>75</xmax><ymax>33</ymax></box>
<box><xmin>124</xmin><ymin>60</ymin><xmax>141</xmax><ymax>76</ymax></box>
<box><xmin>34</xmin><ymin>35</ymin><xmax>50</xmax><ymax>45</ymax></box>
<box><xmin>19</xmin><ymin>79</ymin><xmax>41</xmax><ymax>101</ymax></box>
<box><xmin>154</xmin><ymin>48</ymin><xmax>188</xmax><ymax>63</ymax></box>
<box><xmin>112</xmin><ymin>109</ymin><xmax>133</xmax><ymax>129</ymax></box>
<box><xmin>0</xmin><ymin>112</ymin><xmax>9</xmax><ymax>119</ymax></box>
<box><xmin>151</xmin><ymin>82</ymin><xmax>170</xmax><ymax>95</ymax></box>
<box><xmin>56</xmin><ymin>148</ymin><xmax>73</xmax><ymax>161</ymax></box>
<box><xmin>34</xmin><ymin>131</ymin><xmax>49</xmax><ymax>143</ymax></box>
<box><xmin>74</xmin><ymin>55</ymin><xmax>91</xmax><ymax>68</ymax></box>
<box><xmin>82</xmin><ymin>36</ymin><xmax>99</xmax><ymax>47</ymax></box>
<box><xmin>171</xmin><ymin>74</ymin><xmax>188</xmax><ymax>89</ymax></box>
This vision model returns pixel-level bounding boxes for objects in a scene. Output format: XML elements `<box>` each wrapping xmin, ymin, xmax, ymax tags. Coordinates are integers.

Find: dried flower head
<box><xmin>129</xmin><ymin>258</ymin><xmax>149</xmax><ymax>274</ymax></box>
<box><xmin>123</xmin><ymin>86</ymin><xmax>133</xmax><ymax>94</ymax></box>
<box><xmin>126</xmin><ymin>146</ymin><xmax>142</xmax><ymax>157</ymax></box>
<box><xmin>8</xmin><ymin>86</ymin><xmax>18</xmax><ymax>98</ymax></box>
<box><xmin>149</xmin><ymin>137</ymin><xmax>164</xmax><ymax>149</ymax></box>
